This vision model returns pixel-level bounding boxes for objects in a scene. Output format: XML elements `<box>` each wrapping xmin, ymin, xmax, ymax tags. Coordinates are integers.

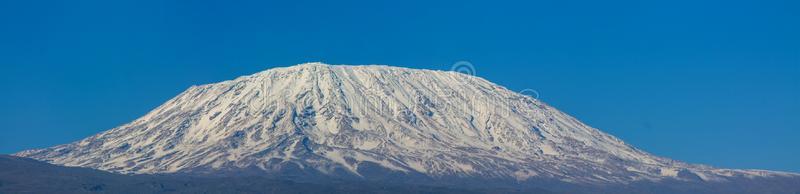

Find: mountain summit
<box><xmin>16</xmin><ymin>63</ymin><xmax>797</xmax><ymax>192</ymax></box>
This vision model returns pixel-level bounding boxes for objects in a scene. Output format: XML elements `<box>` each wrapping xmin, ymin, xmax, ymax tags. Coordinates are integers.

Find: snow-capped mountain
<box><xmin>15</xmin><ymin>63</ymin><xmax>796</xmax><ymax>186</ymax></box>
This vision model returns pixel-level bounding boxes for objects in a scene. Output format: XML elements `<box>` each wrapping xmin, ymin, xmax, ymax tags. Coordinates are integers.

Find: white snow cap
<box><xmin>17</xmin><ymin>62</ymin><xmax>796</xmax><ymax>184</ymax></box>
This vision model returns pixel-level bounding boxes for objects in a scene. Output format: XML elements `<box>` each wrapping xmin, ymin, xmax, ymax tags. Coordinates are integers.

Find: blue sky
<box><xmin>1</xmin><ymin>0</ymin><xmax>798</xmax><ymax>172</ymax></box>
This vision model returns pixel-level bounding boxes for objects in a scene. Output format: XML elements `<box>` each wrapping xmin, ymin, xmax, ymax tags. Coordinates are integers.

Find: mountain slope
<box><xmin>15</xmin><ymin>63</ymin><xmax>798</xmax><ymax>189</ymax></box>
<box><xmin>2</xmin><ymin>155</ymin><xmax>535</xmax><ymax>194</ymax></box>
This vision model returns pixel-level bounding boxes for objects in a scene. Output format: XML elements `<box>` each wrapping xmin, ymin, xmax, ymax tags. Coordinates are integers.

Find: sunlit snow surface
<box><xmin>16</xmin><ymin>63</ymin><xmax>796</xmax><ymax>184</ymax></box>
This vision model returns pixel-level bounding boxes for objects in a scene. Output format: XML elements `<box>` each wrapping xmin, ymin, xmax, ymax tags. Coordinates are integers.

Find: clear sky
<box><xmin>1</xmin><ymin>0</ymin><xmax>798</xmax><ymax>172</ymax></box>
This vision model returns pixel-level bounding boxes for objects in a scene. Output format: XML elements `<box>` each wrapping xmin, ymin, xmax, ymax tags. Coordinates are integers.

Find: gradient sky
<box><xmin>1</xmin><ymin>0</ymin><xmax>798</xmax><ymax>172</ymax></box>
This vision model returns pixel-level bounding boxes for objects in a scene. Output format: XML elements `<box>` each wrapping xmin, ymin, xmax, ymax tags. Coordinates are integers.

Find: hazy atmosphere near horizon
<box><xmin>1</xmin><ymin>0</ymin><xmax>798</xmax><ymax>185</ymax></box>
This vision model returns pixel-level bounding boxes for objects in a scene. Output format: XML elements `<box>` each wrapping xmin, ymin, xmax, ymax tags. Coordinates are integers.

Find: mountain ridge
<box><xmin>15</xmin><ymin>63</ymin><xmax>799</xmax><ymax>192</ymax></box>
